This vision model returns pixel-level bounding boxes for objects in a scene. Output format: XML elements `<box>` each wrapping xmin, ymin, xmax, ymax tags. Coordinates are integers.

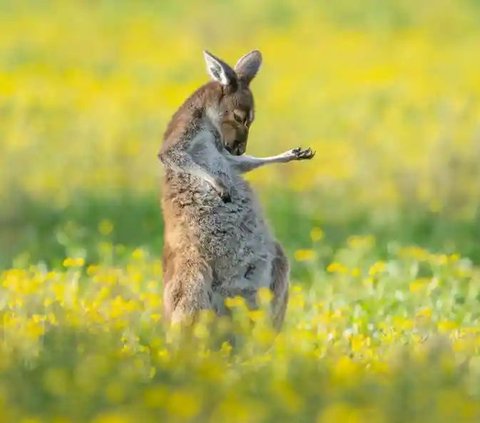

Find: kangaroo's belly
<box><xmin>163</xmin><ymin>173</ymin><xmax>276</xmax><ymax>293</ymax></box>
<box><xmin>211</xmin><ymin>256</ymin><xmax>273</xmax><ymax>314</ymax></box>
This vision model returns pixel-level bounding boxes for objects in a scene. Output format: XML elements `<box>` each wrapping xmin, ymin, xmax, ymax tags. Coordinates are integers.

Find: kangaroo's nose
<box><xmin>234</xmin><ymin>141</ymin><xmax>245</xmax><ymax>155</ymax></box>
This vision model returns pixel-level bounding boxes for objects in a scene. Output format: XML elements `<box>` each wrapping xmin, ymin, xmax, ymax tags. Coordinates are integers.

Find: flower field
<box><xmin>2</xmin><ymin>241</ymin><xmax>480</xmax><ymax>422</ymax></box>
<box><xmin>2</xmin><ymin>1</ymin><xmax>480</xmax><ymax>421</ymax></box>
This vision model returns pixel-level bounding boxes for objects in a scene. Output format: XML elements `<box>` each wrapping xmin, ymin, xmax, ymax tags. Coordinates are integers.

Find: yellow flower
<box><xmin>131</xmin><ymin>248</ymin><xmax>145</xmax><ymax>260</ymax></box>
<box><xmin>327</xmin><ymin>262</ymin><xmax>349</xmax><ymax>274</ymax></box>
<box><xmin>438</xmin><ymin>320</ymin><xmax>458</xmax><ymax>333</ymax></box>
<box><xmin>350</xmin><ymin>334</ymin><xmax>370</xmax><ymax>353</ymax></box>
<box><xmin>166</xmin><ymin>390</ymin><xmax>200</xmax><ymax>419</ymax></box>
<box><xmin>248</xmin><ymin>309</ymin><xmax>266</xmax><ymax>323</ymax></box>
<box><xmin>25</xmin><ymin>319</ymin><xmax>45</xmax><ymax>339</ymax></box>
<box><xmin>310</xmin><ymin>227</ymin><xmax>325</xmax><ymax>242</ymax></box>
<box><xmin>225</xmin><ymin>296</ymin><xmax>246</xmax><ymax>309</ymax></box>
<box><xmin>409</xmin><ymin>278</ymin><xmax>430</xmax><ymax>293</ymax></box>
<box><xmin>351</xmin><ymin>267</ymin><xmax>361</xmax><ymax>277</ymax></box>
<box><xmin>87</xmin><ymin>265</ymin><xmax>99</xmax><ymax>276</ymax></box>
<box><xmin>257</xmin><ymin>287</ymin><xmax>273</xmax><ymax>306</ymax></box>
<box><xmin>150</xmin><ymin>313</ymin><xmax>162</xmax><ymax>323</ymax></box>
<box><xmin>392</xmin><ymin>316</ymin><xmax>414</xmax><ymax>331</ymax></box>
<box><xmin>62</xmin><ymin>257</ymin><xmax>85</xmax><ymax>268</ymax></box>
<box><xmin>332</xmin><ymin>356</ymin><xmax>360</xmax><ymax>382</ymax></box>
<box><xmin>294</xmin><ymin>249</ymin><xmax>316</xmax><ymax>262</ymax></box>
<box><xmin>398</xmin><ymin>246</ymin><xmax>430</xmax><ymax>261</ymax></box>
<box><xmin>98</xmin><ymin>219</ymin><xmax>114</xmax><ymax>236</ymax></box>
<box><xmin>368</xmin><ymin>261</ymin><xmax>386</xmax><ymax>276</ymax></box>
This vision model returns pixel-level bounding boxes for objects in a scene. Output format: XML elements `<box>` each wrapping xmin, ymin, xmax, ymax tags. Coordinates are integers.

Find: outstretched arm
<box><xmin>226</xmin><ymin>147</ymin><xmax>315</xmax><ymax>174</ymax></box>
<box><xmin>159</xmin><ymin>134</ymin><xmax>231</xmax><ymax>202</ymax></box>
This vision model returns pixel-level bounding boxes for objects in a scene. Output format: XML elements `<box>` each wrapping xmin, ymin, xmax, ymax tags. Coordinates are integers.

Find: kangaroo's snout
<box><xmin>222</xmin><ymin>120</ymin><xmax>248</xmax><ymax>155</ymax></box>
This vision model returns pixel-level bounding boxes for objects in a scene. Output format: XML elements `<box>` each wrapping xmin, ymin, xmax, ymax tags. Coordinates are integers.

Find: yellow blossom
<box><xmin>310</xmin><ymin>227</ymin><xmax>325</xmax><ymax>242</ymax></box>
<box><xmin>63</xmin><ymin>257</ymin><xmax>85</xmax><ymax>268</ymax></box>
<box><xmin>98</xmin><ymin>219</ymin><xmax>114</xmax><ymax>236</ymax></box>
<box><xmin>327</xmin><ymin>262</ymin><xmax>349</xmax><ymax>274</ymax></box>
<box><xmin>294</xmin><ymin>249</ymin><xmax>316</xmax><ymax>262</ymax></box>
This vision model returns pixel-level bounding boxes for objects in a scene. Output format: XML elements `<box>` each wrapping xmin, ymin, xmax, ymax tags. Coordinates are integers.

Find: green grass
<box><xmin>2</xmin><ymin>190</ymin><xmax>480</xmax><ymax>274</ymax></box>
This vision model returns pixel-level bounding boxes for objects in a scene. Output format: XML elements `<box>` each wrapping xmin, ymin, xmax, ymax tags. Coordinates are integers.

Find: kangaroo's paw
<box><xmin>291</xmin><ymin>147</ymin><xmax>315</xmax><ymax>160</ymax></box>
<box><xmin>213</xmin><ymin>179</ymin><xmax>232</xmax><ymax>203</ymax></box>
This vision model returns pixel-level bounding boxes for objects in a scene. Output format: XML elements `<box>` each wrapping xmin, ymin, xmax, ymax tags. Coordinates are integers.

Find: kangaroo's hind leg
<box><xmin>163</xmin><ymin>253</ymin><xmax>213</xmax><ymax>325</ymax></box>
<box><xmin>270</xmin><ymin>242</ymin><xmax>290</xmax><ymax>331</ymax></box>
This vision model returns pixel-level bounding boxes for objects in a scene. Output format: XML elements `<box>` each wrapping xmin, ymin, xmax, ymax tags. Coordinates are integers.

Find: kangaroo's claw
<box><xmin>292</xmin><ymin>147</ymin><xmax>315</xmax><ymax>160</ymax></box>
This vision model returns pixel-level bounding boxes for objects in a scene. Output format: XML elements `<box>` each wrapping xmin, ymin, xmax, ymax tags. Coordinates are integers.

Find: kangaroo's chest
<box><xmin>190</xmin><ymin>130</ymin><xmax>232</xmax><ymax>179</ymax></box>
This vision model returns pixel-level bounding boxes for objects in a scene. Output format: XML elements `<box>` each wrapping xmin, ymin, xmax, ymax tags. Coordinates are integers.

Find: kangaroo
<box><xmin>159</xmin><ymin>50</ymin><xmax>314</xmax><ymax>329</ymax></box>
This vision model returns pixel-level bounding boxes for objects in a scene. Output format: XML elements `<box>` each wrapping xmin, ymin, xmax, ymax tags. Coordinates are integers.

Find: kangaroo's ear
<box><xmin>234</xmin><ymin>50</ymin><xmax>262</xmax><ymax>85</ymax></box>
<box><xmin>203</xmin><ymin>50</ymin><xmax>237</xmax><ymax>87</ymax></box>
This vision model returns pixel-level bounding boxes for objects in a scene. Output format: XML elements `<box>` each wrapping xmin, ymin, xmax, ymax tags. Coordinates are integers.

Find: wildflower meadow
<box><xmin>1</xmin><ymin>1</ymin><xmax>480</xmax><ymax>421</ymax></box>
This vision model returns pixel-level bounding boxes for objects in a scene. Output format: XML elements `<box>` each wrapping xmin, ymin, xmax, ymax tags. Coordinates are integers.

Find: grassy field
<box><xmin>1</xmin><ymin>0</ymin><xmax>480</xmax><ymax>421</ymax></box>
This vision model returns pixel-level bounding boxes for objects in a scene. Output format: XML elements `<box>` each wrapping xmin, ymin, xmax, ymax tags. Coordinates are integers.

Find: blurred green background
<box><xmin>1</xmin><ymin>0</ymin><xmax>480</xmax><ymax>271</ymax></box>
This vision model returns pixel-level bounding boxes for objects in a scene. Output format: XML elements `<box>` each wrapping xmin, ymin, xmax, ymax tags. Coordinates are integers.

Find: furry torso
<box><xmin>162</xmin><ymin>123</ymin><xmax>276</xmax><ymax>312</ymax></box>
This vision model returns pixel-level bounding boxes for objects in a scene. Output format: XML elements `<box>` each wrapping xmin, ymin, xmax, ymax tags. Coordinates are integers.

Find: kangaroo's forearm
<box><xmin>227</xmin><ymin>147</ymin><xmax>315</xmax><ymax>174</ymax></box>
<box><xmin>226</xmin><ymin>151</ymin><xmax>295</xmax><ymax>174</ymax></box>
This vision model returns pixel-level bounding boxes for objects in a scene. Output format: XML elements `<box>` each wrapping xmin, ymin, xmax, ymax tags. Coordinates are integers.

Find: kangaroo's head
<box><xmin>203</xmin><ymin>50</ymin><xmax>262</xmax><ymax>156</ymax></box>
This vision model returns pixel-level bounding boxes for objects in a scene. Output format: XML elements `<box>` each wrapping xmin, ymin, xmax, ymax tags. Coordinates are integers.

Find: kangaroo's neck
<box><xmin>163</xmin><ymin>82</ymin><xmax>222</xmax><ymax>144</ymax></box>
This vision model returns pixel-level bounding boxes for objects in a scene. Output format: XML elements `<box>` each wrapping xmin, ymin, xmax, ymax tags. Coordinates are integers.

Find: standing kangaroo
<box><xmin>159</xmin><ymin>50</ymin><xmax>314</xmax><ymax>329</ymax></box>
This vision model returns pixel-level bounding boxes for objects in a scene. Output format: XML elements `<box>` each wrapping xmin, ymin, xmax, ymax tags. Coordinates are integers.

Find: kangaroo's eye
<box><xmin>233</xmin><ymin>112</ymin><xmax>243</xmax><ymax>124</ymax></box>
